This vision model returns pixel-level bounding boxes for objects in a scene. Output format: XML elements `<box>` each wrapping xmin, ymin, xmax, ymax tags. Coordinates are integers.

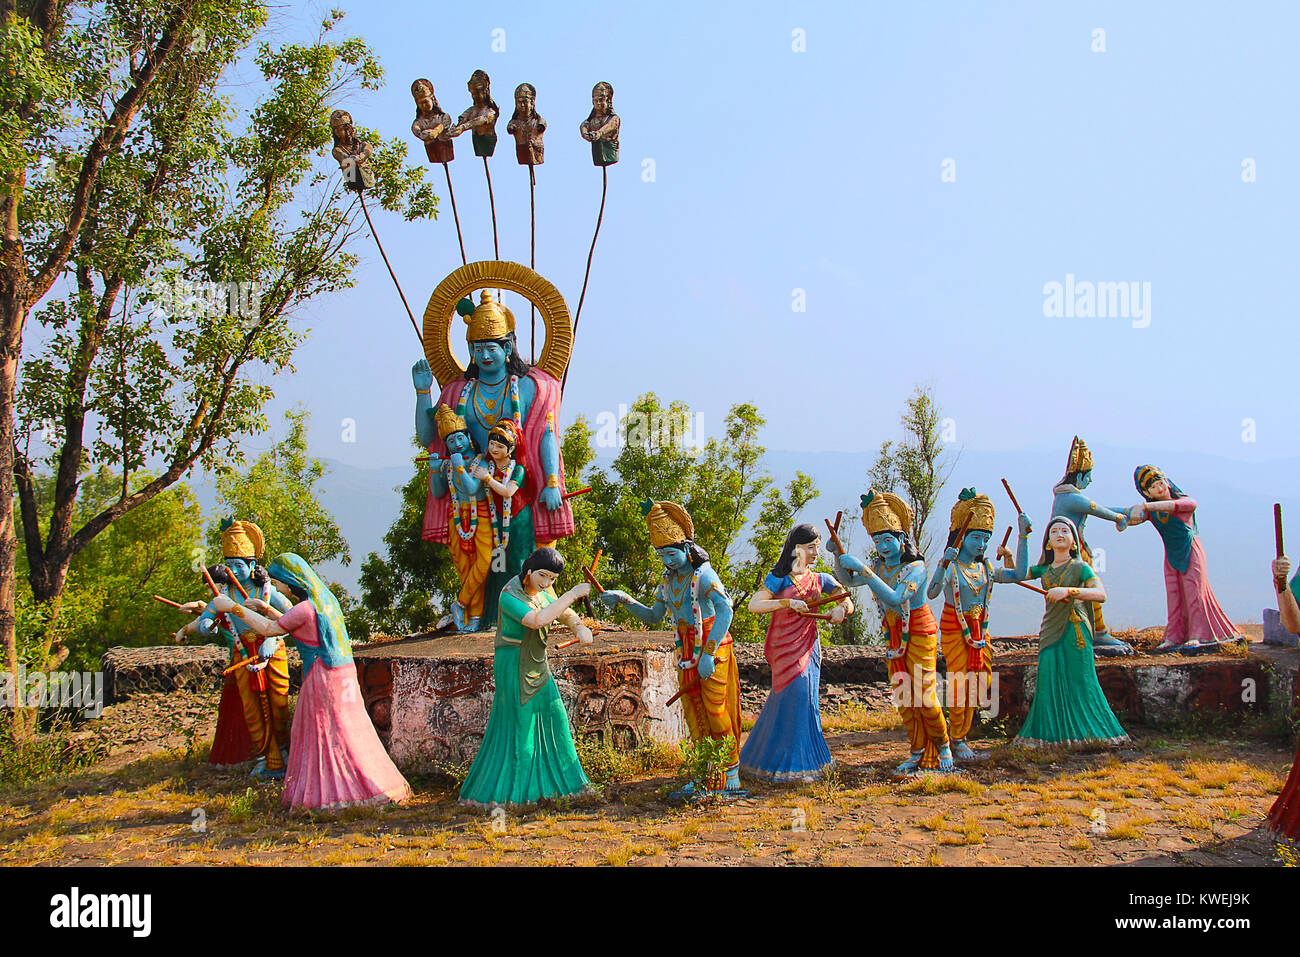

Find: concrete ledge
<box><xmin>354</xmin><ymin>629</ymin><xmax>687</xmax><ymax>770</ymax></box>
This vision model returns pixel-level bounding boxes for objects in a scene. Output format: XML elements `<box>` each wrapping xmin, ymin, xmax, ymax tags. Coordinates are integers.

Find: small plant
<box><xmin>678</xmin><ymin>734</ymin><xmax>734</xmax><ymax>794</ymax></box>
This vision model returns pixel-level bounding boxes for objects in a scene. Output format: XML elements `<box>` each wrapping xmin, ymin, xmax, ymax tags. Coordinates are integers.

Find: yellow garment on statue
<box><xmin>450</xmin><ymin>499</ymin><xmax>495</xmax><ymax>619</ymax></box>
<box><xmin>676</xmin><ymin>618</ymin><xmax>742</xmax><ymax>781</ymax></box>
<box><xmin>939</xmin><ymin>603</ymin><xmax>993</xmax><ymax>743</ymax></box>
<box><xmin>886</xmin><ymin>605</ymin><xmax>949</xmax><ymax>769</ymax></box>
<box><xmin>233</xmin><ymin>639</ymin><xmax>290</xmax><ymax>771</ymax></box>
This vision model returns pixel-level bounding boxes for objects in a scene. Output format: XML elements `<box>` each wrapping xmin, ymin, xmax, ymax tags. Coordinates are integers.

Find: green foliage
<box><xmin>206</xmin><ymin>406</ymin><xmax>348</xmax><ymax>566</ymax></box>
<box><xmin>356</xmin><ymin>395</ymin><xmax>827</xmax><ymax>644</ymax></box>
<box><xmin>0</xmin><ymin>711</ymin><xmax>109</xmax><ymax>787</ymax></box>
<box><xmin>7</xmin><ymin>3</ymin><xmax>437</xmax><ymax>667</ymax></box>
<box><xmin>583</xmin><ymin>394</ymin><xmax>820</xmax><ymax>643</ymax></box>
<box><xmin>350</xmin><ymin>451</ymin><xmax>458</xmax><ymax>641</ymax></box>
<box><xmin>16</xmin><ymin>467</ymin><xmax>206</xmax><ymax>670</ymax></box>
<box><xmin>868</xmin><ymin>384</ymin><xmax>956</xmax><ymax>561</ymax></box>
<box><xmin>575</xmin><ymin>735</ymin><xmax>682</xmax><ymax>789</ymax></box>
<box><xmin>678</xmin><ymin>734</ymin><xmax>734</xmax><ymax>793</ymax></box>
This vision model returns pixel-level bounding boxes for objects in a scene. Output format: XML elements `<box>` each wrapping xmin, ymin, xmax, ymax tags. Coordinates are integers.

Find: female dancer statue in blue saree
<box><xmin>740</xmin><ymin>524</ymin><xmax>852</xmax><ymax>783</ymax></box>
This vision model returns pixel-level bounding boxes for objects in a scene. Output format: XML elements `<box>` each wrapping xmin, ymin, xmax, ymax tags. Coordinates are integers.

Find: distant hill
<box><xmin>191</xmin><ymin>442</ymin><xmax>1289</xmax><ymax>636</ymax></box>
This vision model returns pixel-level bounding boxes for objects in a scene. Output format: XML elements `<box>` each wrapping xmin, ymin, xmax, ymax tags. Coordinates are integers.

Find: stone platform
<box><xmin>987</xmin><ymin>643</ymin><xmax>1298</xmax><ymax>727</ymax></box>
<box><xmin>101</xmin><ymin>632</ymin><xmax>1300</xmax><ymax>771</ymax></box>
<box><xmin>353</xmin><ymin>626</ymin><xmax>686</xmax><ymax>770</ymax></box>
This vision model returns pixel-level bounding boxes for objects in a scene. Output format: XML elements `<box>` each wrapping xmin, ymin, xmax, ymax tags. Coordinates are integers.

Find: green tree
<box><xmin>868</xmin><ymin>384</ymin><xmax>957</xmax><ymax>561</ymax></box>
<box><xmin>16</xmin><ymin>466</ymin><xmax>205</xmax><ymax>671</ymax></box>
<box><xmin>351</xmin><ymin>451</ymin><xmax>458</xmax><ymax>641</ymax></box>
<box><xmin>0</xmin><ymin>4</ymin><xmax>437</xmax><ymax>726</ymax></box>
<box><xmin>205</xmin><ymin>407</ymin><xmax>348</xmax><ymax>565</ymax></box>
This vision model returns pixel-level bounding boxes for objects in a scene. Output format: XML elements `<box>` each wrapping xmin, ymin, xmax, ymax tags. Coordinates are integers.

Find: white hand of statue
<box><xmin>788</xmin><ymin>599</ymin><xmax>809</xmax><ymax>615</ymax></box>
<box><xmin>829</xmin><ymin>604</ymin><xmax>848</xmax><ymax>625</ymax></box>
<box><xmin>245</xmin><ymin>598</ymin><xmax>271</xmax><ymax>615</ymax></box>
<box><xmin>996</xmin><ymin>546</ymin><xmax>1013</xmax><ymax>565</ymax></box>
<box><xmin>211</xmin><ymin>594</ymin><xmax>237</xmax><ymax>613</ymax></box>
<box><xmin>575</xmin><ymin>623</ymin><xmax>594</xmax><ymax>645</ymax></box>
<box><xmin>172</xmin><ymin>627</ymin><xmax>187</xmax><ymax>644</ymax></box>
<box><xmin>567</xmin><ymin>582</ymin><xmax>592</xmax><ymax>601</ymax></box>
<box><xmin>471</xmin><ymin>465</ymin><xmax>490</xmax><ymax>480</ymax></box>
<box><xmin>180</xmin><ymin>601</ymin><xmax>207</xmax><ymax>615</ymax></box>
<box><xmin>1046</xmin><ymin>587</ymin><xmax>1070</xmax><ymax>603</ymax></box>
<box><xmin>1274</xmin><ymin>557</ymin><xmax>1291</xmax><ymax>582</ymax></box>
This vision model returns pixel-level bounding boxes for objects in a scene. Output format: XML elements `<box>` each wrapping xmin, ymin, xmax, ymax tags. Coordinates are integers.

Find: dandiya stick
<box><xmin>1000</xmin><ymin>527</ymin><xmax>1013</xmax><ymax>550</ymax></box>
<box><xmin>200</xmin><ymin>567</ymin><xmax>222</xmax><ymax>598</ymax></box>
<box><xmin>153</xmin><ymin>595</ymin><xmax>185</xmax><ymax>610</ymax></box>
<box><xmin>1000</xmin><ymin>478</ymin><xmax>1024</xmax><ymax>515</ymax></box>
<box><xmin>562</xmin><ymin>486</ymin><xmax>592</xmax><ymax>501</ymax></box>
<box><xmin>222</xmin><ymin>654</ymin><xmax>261</xmax><ymax>677</ymax></box>
<box><xmin>807</xmin><ymin>590</ymin><xmax>850</xmax><ymax>610</ymax></box>
<box><xmin>825</xmin><ymin>511</ymin><xmax>846</xmax><ymax>556</ymax></box>
<box><xmin>940</xmin><ymin>513</ymin><xmax>974</xmax><ymax>569</ymax></box>
<box><xmin>219</xmin><ymin>567</ymin><xmax>249</xmax><ymax>600</ymax></box>
<box><xmin>1013</xmin><ymin>580</ymin><xmax>1048</xmax><ymax>597</ymax></box>
<box><xmin>1275</xmin><ymin>503</ymin><xmax>1288</xmax><ymax>591</ymax></box>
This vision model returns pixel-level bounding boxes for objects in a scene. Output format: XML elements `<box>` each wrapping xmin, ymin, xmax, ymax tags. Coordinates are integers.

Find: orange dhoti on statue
<box><xmin>886</xmin><ymin>605</ymin><xmax>949</xmax><ymax>769</ymax></box>
<box><xmin>233</xmin><ymin>635</ymin><xmax>291</xmax><ymax>772</ymax></box>
<box><xmin>939</xmin><ymin>603</ymin><xmax>993</xmax><ymax>743</ymax></box>
<box><xmin>449</xmin><ymin>499</ymin><xmax>495</xmax><ymax>621</ymax></box>
<box><xmin>676</xmin><ymin>617</ymin><xmax>743</xmax><ymax>779</ymax></box>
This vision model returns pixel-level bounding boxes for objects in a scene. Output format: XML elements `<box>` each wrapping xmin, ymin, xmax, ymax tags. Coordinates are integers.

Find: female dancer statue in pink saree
<box><xmin>1125</xmin><ymin>465</ymin><xmax>1242</xmax><ymax>655</ymax></box>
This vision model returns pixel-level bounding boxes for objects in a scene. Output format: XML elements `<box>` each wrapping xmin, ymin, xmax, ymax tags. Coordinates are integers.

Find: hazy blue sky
<box><xmin>28</xmin><ymin>1</ymin><xmax>1300</xmax><ymax>631</ymax></box>
<box><xmin>228</xmin><ymin>0</ymin><xmax>1300</xmax><ymax>475</ymax></box>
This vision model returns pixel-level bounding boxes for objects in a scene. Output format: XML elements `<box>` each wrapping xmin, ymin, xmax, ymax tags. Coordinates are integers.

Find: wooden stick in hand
<box><xmin>1001</xmin><ymin>478</ymin><xmax>1023</xmax><ymax>515</ymax></box>
<box><xmin>1275</xmin><ymin>503</ymin><xmax>1288</xmax><ymax>592</ymax></box>
<box><xmin>825</xmin><ymin>511</ymin><xmax>846</xmax><ymax>555</ymax></box>
<box><xmin>153</xmin><ymin>595</ymin><xmax>185</xmax><ymax>610</ymax></box>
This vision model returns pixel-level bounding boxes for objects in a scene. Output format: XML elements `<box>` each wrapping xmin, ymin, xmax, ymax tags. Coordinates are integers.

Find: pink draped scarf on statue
<box><xmin>421</xmin><ymin>367</ymin><xmax>575</xmax><ymax>545</ymax></box>
<box><xmin>765</xmin><ymin>573</ymin><xmax>826</xmax><ymax>694</ymax></box>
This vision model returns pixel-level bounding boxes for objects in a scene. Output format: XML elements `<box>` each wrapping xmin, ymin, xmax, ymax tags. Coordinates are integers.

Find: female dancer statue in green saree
<box><xmin>1003</xmin><ymin>516</ymin><xmax>1130</xmax><ymax>748</ymax></box>
<box><xmin>460</xmin><ymin>547</ymin><xmax>594</xmax><ymax>808</ymax></box>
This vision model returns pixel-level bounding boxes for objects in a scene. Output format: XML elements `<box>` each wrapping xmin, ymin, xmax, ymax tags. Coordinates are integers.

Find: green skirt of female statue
<box><xmin>459</xmin><ymin>646</ymin><xmax>590</xmax><ymax>807</ymax></box>
<box><xmin>1016</xmin><ymin>618</ymin><xmax>1130</xmax><ymax>748</ymax></box>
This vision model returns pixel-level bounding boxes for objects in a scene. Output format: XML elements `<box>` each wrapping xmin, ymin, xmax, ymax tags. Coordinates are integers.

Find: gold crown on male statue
<box><xmin>459</xmin><ymin>289</ymin><xmax>516</xmax><ymax>342</ymax></box>
<box><xmin>949</xmin><ymin>487</ymin><xmax>995</xmax><ymax>533</ymax></box>
<box><xmin>435</xmin><ymin>404</ymin><xmax>468</xmax><ymax>440</ymax></box>
<box><xmin>220</xmin><ymin>518</ymin><xmax>265</xmax><ymax>561</ymax></box>
<box><xmin>861</xmin><ymin>489</ymin><xmax>912</xmax><ymax>535</ymax></box>
<box><xmin>1066</xmin><ymin>435</ymin><xmax>1094</xmax><ymax>474</ymax></box>
<box><xmin>641</xmin><ymin>499</ymin><xmax>693</xmax><ymax>548</ymax></box>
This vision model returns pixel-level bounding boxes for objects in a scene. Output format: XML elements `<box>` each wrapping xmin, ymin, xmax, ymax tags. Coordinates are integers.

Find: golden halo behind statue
<box><xmin>423</xmin><ymin>260</ymin><xmax>573</xmax><ymax>387</ymax></box>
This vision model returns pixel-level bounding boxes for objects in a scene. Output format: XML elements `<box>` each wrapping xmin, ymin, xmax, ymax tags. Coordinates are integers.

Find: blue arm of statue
<box><xmin>833</xmin><ymin>553</ymin><xmax>873</xmax><ymax>589</ymax></box>
<box><xmin>1062</xmin><ymin>490</ymin><xmax>1126</xmax><ymax>528</ymax></box>
<box><xmin>927</xmin><ymin>548</ymin><xmax>960</xmax><ymax>600</ymax></box>
<box><xmin>538</xmin><ymin>413</ymin><xmax>562</xmax><ymax>511</ymax></box>
<box><xmin>195</xmin><ymin>601</ymin><xmax>219</xmax><ymax>638</ymax></box>
<box><xmin>596</xmin><ymin>588</ymin><xmax>668</xmax><ymax>627</ymax></box>
<box><xmin>995</xmin><ymin>532</ymin><xmax>1033</xmax><ymax>583</ymax></box>
<box><xmin>698</xmin><ymin>568</ymin><xmax>733</xmax><ymax>638</ymax></box>
<box><xmin>428</xmin><ymin>461</ymin><xmax>448</xmax><ymax>499</ymax></box>
<box><xmin>268</xmin><ymin>588</ymin><xmax>292</xmax><ymax>613</ymax></box>
<box><xmin>413</xmin><ymin>360</ymin><xmax>435</xmax><ymax>448</ymax></box>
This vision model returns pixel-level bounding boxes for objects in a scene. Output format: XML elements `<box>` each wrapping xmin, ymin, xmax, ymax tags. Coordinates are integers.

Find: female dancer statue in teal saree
<box><xmin>460</xmin><ymin>547</ymin><xmax>594</xmax><ymax>808</ymax></box>
<box><xmin>1003</xmin><ymin>516</ymin><xmax>1130</xmax><ymax>748</ymax></box>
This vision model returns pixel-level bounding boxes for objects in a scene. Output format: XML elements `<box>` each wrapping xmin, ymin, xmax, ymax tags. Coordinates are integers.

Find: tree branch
<box><xmin>29</xmin><ymin>0</ymin><xmax>197</xmax><ymax>302</ymax></box>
